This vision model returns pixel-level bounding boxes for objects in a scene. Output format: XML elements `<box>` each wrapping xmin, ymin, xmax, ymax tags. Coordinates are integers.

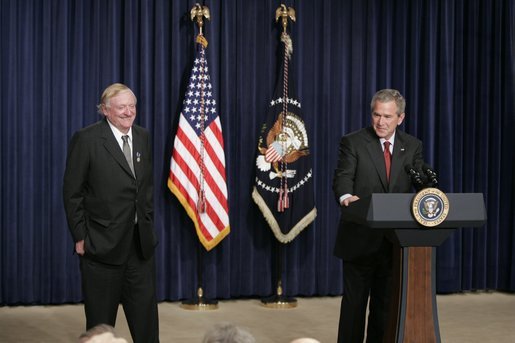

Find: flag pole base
<box><xmin>180</xmin><ymin>287</ymin><xmax>218</xmax><ymax>310</ymax></box>
<box><xmin>260</xmin><ymin>282</ymin><xmax>297</xmax><ymax>309</ymax></box>
<box><xmin>260</xmin><ymin>294</ymin><xmax>297</xmax><ymax>309</ymax></box>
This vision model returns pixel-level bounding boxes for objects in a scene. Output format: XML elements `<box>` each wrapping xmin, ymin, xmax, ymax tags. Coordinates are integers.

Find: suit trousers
<box><xmin>338</xmin><ymin>238</ymin><xmax>392</xmax><ymax>343</ymax></box>
<box><xmin>79</xmin><ymin>226</ymin><xmax>159</xmax><ymax>343</ymax></box>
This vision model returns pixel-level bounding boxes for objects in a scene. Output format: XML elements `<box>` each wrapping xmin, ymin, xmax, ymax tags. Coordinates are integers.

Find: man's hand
<box><xmin>75</xmin><ymin>240</ymin><xmax>85</xmax><ymax>255</ymax></box>
<box><xmin>341</xmin><ymin>195</ymin><xmax>360</xmax><ymax>207</ymax></box>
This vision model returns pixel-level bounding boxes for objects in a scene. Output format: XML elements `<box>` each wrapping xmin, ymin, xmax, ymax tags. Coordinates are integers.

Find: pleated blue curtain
<box><xmin>0</xmin><ymin>0</ymin><xmax>513</xmax><ymax>305</ymax></box>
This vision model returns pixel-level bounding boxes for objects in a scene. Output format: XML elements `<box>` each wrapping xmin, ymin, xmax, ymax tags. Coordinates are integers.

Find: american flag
<box><xmin>168</xmin><ymin>39</ymin><xmax>230</xmax><ymax>251</ymax></box>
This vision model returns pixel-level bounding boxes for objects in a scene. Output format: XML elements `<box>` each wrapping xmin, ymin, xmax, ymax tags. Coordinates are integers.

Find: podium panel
<box><xmin>341</xmin><ymin>193</ymin><xmax>486</xmax><ymax>229</ymax></box>
<box><xmin>340</xmin><ymin>193</ymin><xmax>486</xmax><ymax>343</ymax></box>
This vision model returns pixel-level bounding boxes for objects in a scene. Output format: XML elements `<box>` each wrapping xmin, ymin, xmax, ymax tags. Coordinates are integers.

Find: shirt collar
<box><xmin>380</xmin><ymin>132</ymin><xmax>396</xmax><ymax>147</ymax></box>
<box><xmin>106</xmin><ymin>119</ymin><xmax>132</xmax><ymax>144</ymax></box>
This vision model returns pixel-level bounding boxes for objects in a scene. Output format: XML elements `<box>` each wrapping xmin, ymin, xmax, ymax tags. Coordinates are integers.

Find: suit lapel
<box><xmin>132</xmin><ymin>127</ymin><xmax>143</xmax><ymax>180</ymax></box>
<box><xmin>100</xmin><ymin>119</ymin><xmax>136</xmax><ymax>178</ymax></box>
<box><xmin>389</xmin><ymin>130</ymin><xmax>408</xmax><ymax>191</ymax></box>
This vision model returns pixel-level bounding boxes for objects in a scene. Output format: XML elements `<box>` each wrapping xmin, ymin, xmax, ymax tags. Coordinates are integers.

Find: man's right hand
<box><xmin>341</xmin><ymin>195</ymin><xmax>360</xmax><ymax>207</ymax></box>
<box><xmin>75</xmin><ymin>240</ymin><xmax>85</xmax><ymax>255</ymax></box>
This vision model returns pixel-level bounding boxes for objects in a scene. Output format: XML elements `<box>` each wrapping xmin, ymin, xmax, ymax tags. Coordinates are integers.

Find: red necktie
<box><xmin>384</xmin><ymin>141</ymin><xmax>391</xmax><ymax>182</ymax></box>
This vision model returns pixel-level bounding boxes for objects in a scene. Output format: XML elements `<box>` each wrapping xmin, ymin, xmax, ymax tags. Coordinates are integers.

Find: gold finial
<box><xmin>277</xmin><ymin>280</ymin><xmax>283</xmax><ymax>296</ymax></box>
<box><xmin>275</xmin><ymin>4</ymin><xmax>296</xmax><ymax>33</ymax></box>
<box><xmin>190</xmin><ymin>3</ymin><xmax>211</xmax><ymax>36</ymax></box>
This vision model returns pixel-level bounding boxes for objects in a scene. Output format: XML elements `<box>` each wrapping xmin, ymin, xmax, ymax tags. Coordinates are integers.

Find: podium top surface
<box><xmin>341</xmin><ymin>193</ymin><xmax>486</xmax><ymax>229</ymax></box>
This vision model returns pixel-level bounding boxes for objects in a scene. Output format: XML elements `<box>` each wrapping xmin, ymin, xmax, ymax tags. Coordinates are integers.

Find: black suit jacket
<box><xmin>63</xmin><ymin>118</ymin><xmax>156</xmax><ymax>265</ymax></box>
<box><xmin>332</xmin><ymin>127</ymin><xmax>423</xmax><ymax>261</ymax></box>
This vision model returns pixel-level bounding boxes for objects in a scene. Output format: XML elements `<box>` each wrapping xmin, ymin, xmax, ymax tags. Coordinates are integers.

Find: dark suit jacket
<box><xmin>63</xmin><ymin>118</ymin><xmax>157</xmax><ymax>265</ymax></box>
<box><xmin>332</xmin><ymin>126</ymin><xmax>423</xmax><ymax>261</ymax></box>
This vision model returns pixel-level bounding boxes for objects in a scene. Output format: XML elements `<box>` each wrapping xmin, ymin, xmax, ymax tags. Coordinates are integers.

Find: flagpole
<box><xmin>261</xmin><ymin>239</ymin><xmax>297</xmax><ymax>308</ymax></box>
<box><xmin>261</xmin><ymin>4</ymin><xmax>299</xmax><ymax>309</ymax></box>
<box><xmin>180</xmin><ymin>239</ymin><xmax>218</xmax><ymax>310</ymax></box>
<box><xmin>179</xmin><ymin>3</ymin><xmax>218</xmax><ymax>311</ymax></box>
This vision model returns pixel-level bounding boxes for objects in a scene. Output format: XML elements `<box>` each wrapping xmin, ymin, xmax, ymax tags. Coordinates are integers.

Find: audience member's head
<box><xmin>203</xmin><ymin>322</ymin><xmax>255</xmax><ymax>343</ymax></box>
<box><xmin>78</xmin><ymin>324</ymin><xmax>128</xmax><ymax>343</ymax></box>
<box><xmin>290</xmin><ymin>338</ymin><xmax>321</xmax><ymax>343</ymax></box>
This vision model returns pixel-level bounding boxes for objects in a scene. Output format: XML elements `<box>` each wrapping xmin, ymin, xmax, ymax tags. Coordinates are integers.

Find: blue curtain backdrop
<box><xmin>0</xmin><ymin>0</ymin><xmax>513</xmax><ymax>305</ymax></box>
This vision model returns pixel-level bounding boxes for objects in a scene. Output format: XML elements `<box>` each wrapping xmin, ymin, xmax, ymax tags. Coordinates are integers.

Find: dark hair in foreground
<box><xmin>202</xmin><ymin>322</ymin><xmax>255</xmax><ymax>343</ymax></box>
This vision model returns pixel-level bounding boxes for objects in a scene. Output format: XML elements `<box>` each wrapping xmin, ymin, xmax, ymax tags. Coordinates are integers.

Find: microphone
<box><xmin>422</xmin><ymin>164</ymin><xmax>439</xmax><ymax>188</ymax></box>
<box><xmin>404</xmin><ymin>164</ymin><xmax>425</xmax><ymax>191</ymax></box>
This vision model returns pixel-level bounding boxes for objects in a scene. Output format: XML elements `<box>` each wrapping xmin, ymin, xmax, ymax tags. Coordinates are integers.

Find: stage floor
<box><xmin>1</xmin><ymin>292</ymin><xmax>514</xmax><ymax>342</ymax></box>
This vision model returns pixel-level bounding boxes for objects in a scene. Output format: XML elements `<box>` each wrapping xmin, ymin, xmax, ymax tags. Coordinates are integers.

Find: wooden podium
<box><xmin>341</xmin><ymin>193</ymin><xmax>486</xmax><ymax>343</ymax></box>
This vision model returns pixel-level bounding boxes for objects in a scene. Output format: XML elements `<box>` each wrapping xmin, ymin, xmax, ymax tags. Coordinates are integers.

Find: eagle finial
<box><xmin>275</xmin><ymin>4</ymin><xmax>296</xmax><ymax>33</ymax></box>
<box><xmin>190</xmin><ymin>3</ymin><xmax>211</xmax><ymax>36</ymax></box>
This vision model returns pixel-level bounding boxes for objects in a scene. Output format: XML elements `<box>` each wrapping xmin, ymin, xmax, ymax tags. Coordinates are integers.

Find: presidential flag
<box><xmin>168</xmin><ymin>34</ymin><xmax>230</xmax><ymax>251</ymax></box>
<box><xmin>252</xmin><ymin>32</ymin><xmax>317</xmax><ymax>243</ymax></box>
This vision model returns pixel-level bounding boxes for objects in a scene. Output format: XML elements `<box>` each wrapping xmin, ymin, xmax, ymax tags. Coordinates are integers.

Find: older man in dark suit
<box><xmin>63</xmin><ymin>83</ymin><xmax>159</xmax><ymax>343</ymax></box>
<box><xmin>333</xmin><ymin>89</ymin><xmax>425</xmax><ymax>342</ymax></box>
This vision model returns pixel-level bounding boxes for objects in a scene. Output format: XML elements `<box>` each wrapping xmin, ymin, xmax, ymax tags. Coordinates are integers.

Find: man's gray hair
<box><xmin>97</xmin><ymin>83</ymin><xmax>137</xmax><ymax>114</ymax></box>
<box><xmin>370</xmin><ymin>89</ymin><xmax>406</xmax><ymax>115</ymax></box>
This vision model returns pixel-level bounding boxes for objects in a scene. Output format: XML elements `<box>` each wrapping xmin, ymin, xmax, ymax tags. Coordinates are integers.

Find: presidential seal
<box><xmin>411</xmin><ymin>187</ymin><xmax>450</xmax><ymax>227</ymax></box>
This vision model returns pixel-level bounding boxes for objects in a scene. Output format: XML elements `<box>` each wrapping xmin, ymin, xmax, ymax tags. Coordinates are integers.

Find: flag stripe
<box><xmin>205</xmin><ymin>118</ymin><xmax>226</xmax><ymax>165</ymax></box>
<box><xmin>170</xmin><ymin>155</ymin><xmax>221</xmax><ymax>240</ymax></box>
<box><xmin>180</xmin><ymin>120</ymin><xmax>228</xmax><ymax>199</ymax></box>
<box><xmin>171</xmin><ymin>127</ymin><xmax>229</xmax><ymax>233</ymax></box>
<box><xmin>171</xmin><ymin>137</ymin><xmax>224</xmax><ymax>240</ymax></box>
<box><xmin>169</xmin><ymin>167</ymin><xmax>214</xmax><ymax>241</ymax></box>
<box><xmin>266</xmin><ymin>148</ymin><xmax>282</xmax><ymax>162</ymax></box>
<box><xmin>174</xmin><ymin>122</ymin><xmax>229</xmax><ymax>214</ymax></box>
